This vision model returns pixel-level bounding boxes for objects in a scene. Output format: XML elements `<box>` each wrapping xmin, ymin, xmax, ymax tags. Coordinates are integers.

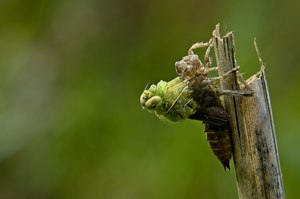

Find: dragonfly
<box><xmin>140</xmin><ymin>39</ymin><xmax>253</xmax><ymax>169</ymax></box>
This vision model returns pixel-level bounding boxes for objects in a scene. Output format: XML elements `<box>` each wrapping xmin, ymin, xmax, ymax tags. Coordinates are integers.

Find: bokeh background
<box><xmin>0</xmin><ymin>0</ymin><xmax>299</xmax><ymax>198</ymax></box>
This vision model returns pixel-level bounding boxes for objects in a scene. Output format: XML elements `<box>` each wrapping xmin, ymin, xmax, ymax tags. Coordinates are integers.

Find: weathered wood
<box><xmin>212</xmin><ymin>24</ymin><xmax>285</xmax><ymax>199</ymax></box>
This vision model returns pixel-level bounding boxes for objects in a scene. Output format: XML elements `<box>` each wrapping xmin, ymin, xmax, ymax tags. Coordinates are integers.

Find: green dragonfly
<box><xmin>140</xmin><ymin>40</ymin><xmax>253</xmax><ymax>169</ymax></box>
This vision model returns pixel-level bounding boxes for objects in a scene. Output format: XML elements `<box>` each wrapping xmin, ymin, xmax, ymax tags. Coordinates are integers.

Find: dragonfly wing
<box><xmin>189</xmin><ymin>106</ymin><xmax>230</xmax><ymax>125</ymax></box>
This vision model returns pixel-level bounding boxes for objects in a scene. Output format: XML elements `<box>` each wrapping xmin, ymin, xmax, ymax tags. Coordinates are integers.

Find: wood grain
<box><xmin>212</xmin><ymin>24</ymin><xmax>285</xmax><ymax>199</ymax></box>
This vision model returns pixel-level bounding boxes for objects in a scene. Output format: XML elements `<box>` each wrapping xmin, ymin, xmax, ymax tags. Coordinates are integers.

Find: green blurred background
<box><xmin>0</xmin><ymin>0</ymin><xmax>299</xmax><ymax>198</ymax></box>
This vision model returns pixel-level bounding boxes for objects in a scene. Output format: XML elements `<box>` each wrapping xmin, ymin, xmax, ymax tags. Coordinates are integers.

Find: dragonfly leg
<box><xmin>235</xmin><ymin>70</ymin><xmax>254</xmax><ymax>94</ymax></box>
<box><xmin>204</xmin><ymin>39</ymin><xmax>213</xmax><ymax>71</ymax></box>
<box><xmin>188</xmin><ymin>39</ymin><xmax>212</xmax><ymax>55</ymax></box>
<box><xmin>205</xmin><ymin>66</ymin><xmax>240</xmax><ymax>85</ymax></box>
<box><xmin>216</xmin><ymin>89</ymin><xmax>253</xmax><ymax>97</ymax></box>
<box><xmin>214</xmin><ymin>70</ymin><xmax>254</xmax><ymax>96</ymax></box>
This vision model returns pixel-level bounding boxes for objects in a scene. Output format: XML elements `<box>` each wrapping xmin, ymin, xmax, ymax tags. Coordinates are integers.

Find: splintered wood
<box><xmin>212</xmin><ymin>24</ymin><xmax>285</xmax><ymax>199</ymax></box>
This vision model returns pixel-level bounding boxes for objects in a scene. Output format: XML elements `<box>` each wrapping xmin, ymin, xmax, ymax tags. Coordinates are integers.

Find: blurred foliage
<box><xmin>0</xmin><ymin>0</ymin><xmax>299</xmax><ymax>198</ymax></box>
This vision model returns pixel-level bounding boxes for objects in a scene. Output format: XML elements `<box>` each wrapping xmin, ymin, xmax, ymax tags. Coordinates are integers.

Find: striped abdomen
<box><xmin>189</xmin><ymin>86</ymin><xmax>233</xmax><ymax>169</ymax></box>
<box><xmin>189</xmin><ymin>105</ymin><xmax>232</xmax><ymax>169</ymax></box>
<box><xmin>205</xmin><ymin>122</ymin><xmax>232</xmax><ymax>169</ymax></box>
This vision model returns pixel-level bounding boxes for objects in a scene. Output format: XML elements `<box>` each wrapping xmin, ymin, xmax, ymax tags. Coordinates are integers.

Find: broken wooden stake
<box><xmin>212</xmin><ymin>24</ymin><xmax>285</xmax><ymax>199</ymax></box>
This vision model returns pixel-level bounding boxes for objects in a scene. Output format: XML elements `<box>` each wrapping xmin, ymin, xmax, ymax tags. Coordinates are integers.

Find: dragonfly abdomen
<box><xmin>205</xmin><ymin>123</ymin><xmax>232</xmax><ymax>169</ymax></box>
<box><xmin>189</xmin><ymin>102</ymin><xmax>232</xmax><ymax>169</ymax></box>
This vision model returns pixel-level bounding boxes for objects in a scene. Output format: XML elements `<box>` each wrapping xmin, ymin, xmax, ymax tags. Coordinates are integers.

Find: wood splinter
<box><xmin>213</xmin><ymin>24</ymin><xmax>285</xmax><ymax>199</ymax></box>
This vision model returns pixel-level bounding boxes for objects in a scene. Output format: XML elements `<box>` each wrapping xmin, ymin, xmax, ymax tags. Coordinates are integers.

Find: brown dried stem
<box><xmin>212</xmin><ymin>24</ymin><xmax>285</xmax><ymax>199</ymax></box>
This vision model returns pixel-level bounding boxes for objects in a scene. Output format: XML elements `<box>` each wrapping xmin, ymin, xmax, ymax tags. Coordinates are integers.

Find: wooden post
<box><xmin>212</xmin><ymin>24</ymin><xmax>285</xmax><ymax>199</ymax></box>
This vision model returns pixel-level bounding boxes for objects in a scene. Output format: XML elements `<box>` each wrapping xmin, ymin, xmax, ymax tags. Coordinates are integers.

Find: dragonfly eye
<box><xmin>189</xmin><ymin>54</ymin><xmax>201</xmax><ymax>67</ymax></box>
<box><xmin>144</xmin><ymin>96</ymin><xmax>161</xmax><ymax>108</ymax></box>
<box><xmin>140</xmin><ymin>90</ymin><xmax>153</xmax><ymax>106</ymax></box>
<box><xmin>175</xmin><ymin>60</ymin><xmax>187</xmax><ymax>75</ymax></box>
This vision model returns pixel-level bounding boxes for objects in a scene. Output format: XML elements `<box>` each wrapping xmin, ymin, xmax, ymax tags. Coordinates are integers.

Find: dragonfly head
<box><xmin>175</xmin><ymin>54</ymin><xmax>203</xmax><ymax>78</ymax></box>
<box><xmin>140</xmin><ymin>90</ymin><xmax>162</xmax><ymax>109</ymax></box>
